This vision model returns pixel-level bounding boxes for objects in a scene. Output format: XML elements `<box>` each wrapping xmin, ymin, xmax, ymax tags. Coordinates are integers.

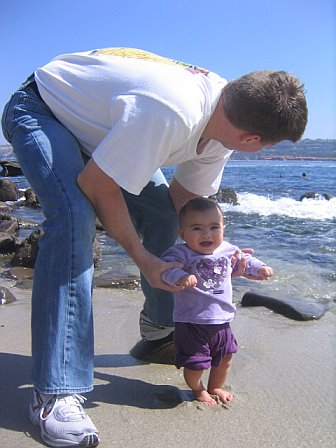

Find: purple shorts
<box><xmin>174</xmin><ymin>322</ymin><xmax>238</xmax><ymax>371</ymax></box>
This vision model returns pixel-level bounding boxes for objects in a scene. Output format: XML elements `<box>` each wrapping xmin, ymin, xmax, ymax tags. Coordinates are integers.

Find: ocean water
<box><xmin>1</xmin><ymin>146</ymin><xmax>336</xmax><ymax>317</ymax></box>
<box><xmin>163</xmin><ymin>160</ymin><xmax>336</xmax><ymax>313</ymax></box>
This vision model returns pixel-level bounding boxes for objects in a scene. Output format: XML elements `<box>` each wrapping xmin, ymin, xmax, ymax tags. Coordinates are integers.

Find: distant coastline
<box><xmin>229</xmin><ymin>138</ymin><xmax>336</xmax><ymax>161</ymax></box>
<box><xmin>260</xmin><ymin>156</ymin><xmax>336</xmax><ymax>161</ymax></box>
<box><xmin>1</xmin><ymin>139</ymin><xmax>336</xmax><ymax>162</ymax></box>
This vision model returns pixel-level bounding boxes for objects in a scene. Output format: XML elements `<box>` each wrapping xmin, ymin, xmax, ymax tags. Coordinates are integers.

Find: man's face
<box><xmin>212</xmin><ymin>95</ymin><xmax>277</xmax><ymax>153</ymax></box>
<box><xmin>227</xmin><ymin>140</ymin><xmax>275</xmax><ymax>153</ymax></box>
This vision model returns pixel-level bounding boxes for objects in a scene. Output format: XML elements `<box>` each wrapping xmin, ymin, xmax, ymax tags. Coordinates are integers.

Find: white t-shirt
<box><xmin>35</xmin><ymin>48</ymin><xmax>232</xmax><ymax>195</ymax></box>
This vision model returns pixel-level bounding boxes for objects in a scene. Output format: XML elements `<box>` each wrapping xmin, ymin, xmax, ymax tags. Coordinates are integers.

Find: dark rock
<box><xmin>0</xmin><ymin>216</ymin><xmax>19</xmax><ymax>234</ymax></box>
<box><xmin>241</xmin><ymin>291</ymin><xmax>329</xmax><ymax>320</ymax></box>
<box><xmin>0</xmin><ymin>232</ymin><xmax>20</xmax><ymax>254</ymax></box>
<box><xmin>15</xmin><ymin>217</ymin><xmax>39</xmax><ymax>229</ymax></box>
<box><xmin>13</xmin><ymin>278</ymin><xmax>34</xmax><ymax>289</ymax></box>
<box><xmin>24</xmin><ymin>188</ymin><xmax>40</xmax><ymax>208</ymax></box>
<box><xmin>0</xmin><ymin>161</ymin><xmax>23</xmax><ymax>176</ymax></box>
<box><xmin>5</xmin><ymin>266</ymin><xmax>34</xmax><ymax>281</ymax></box>
<box><xmin>299</xmin><ymin>192</ymin><xmax>333</xmax><ymax>201</ymax></box>
<box><xmin>12</xmin><ymin>229</ymin><xmax>43</xmax><ymax>268</ymax></box>
<box><xmin>0</xmin><ymin>202</ymin><xmax>12</xmax><ymax>212</ymax></box>
<box><xmin>9</xmin><ymin>227</ymin><xmax>101</xmax><ymax>270</ymax></box>
<box><xmin>0</xmin><ymin>286</ymin><xmax>17</xmax><ymax>305</ymax></box>
<box><xmin>0</xmin><ymin>178</ymin><xmax>20</xmax><ymax>201</ymax></box>
<box><xmin>211</xmin><ymin>188</ymin><xmax>238</xmax><ymax>205</ymax></box>
<box><xmin>300</xmin><ymin>192</ymin><xmax>318</xmax><ymax>201</ymax></box>
<box><xmin>1</xmin><ymin>266</ymin><xmax>34</xmax><ymax>290</ymax></box>
<box><xmin>94</xmin><ymin>269</ymin><xmax>140</xmax><ymax>289</ymax></box>
<box><xmin>1</xmin><ymin>212</ymin><xmax>39</xmax><ymax>230</ymax></box>
<box><xmin>321</xmin><ymin>193</ymin><xmax>333</xmax><ymax>200</ymax></box>
<box><xmin>93</xmin><ymin>238</ymin><xmax>102</xmax><ymax>267</ymax></box>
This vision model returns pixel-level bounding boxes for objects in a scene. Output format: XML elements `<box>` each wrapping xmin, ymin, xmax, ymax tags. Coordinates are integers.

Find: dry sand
<box><xmin>0</xmin><ymin>283</ymin><xmax>335</xmax><ymax>448</ymax></box>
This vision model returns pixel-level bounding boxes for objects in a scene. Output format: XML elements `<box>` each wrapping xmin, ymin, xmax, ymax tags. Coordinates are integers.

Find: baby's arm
<box><xmin>161</xmin><ymin>245</ymin><xmax>197</xmax><ymax>289</ymax></box>
<box><xmin>245</xmin><ymin>256</ymin><xmax>274</xmax><ymax>280</ymax></box>
<box><xmin>232</xmin><ymin>248</ymin><xmax>273</xmax><ymax>280</ymax></box>
<box><xmin>161</xmin><ymin>268</ymin><xmax>197</xmax><ymax>289</ymax></box>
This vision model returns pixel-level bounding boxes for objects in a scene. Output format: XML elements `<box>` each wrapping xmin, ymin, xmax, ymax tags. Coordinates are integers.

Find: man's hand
<box><xmin>140</xmin><ymin>251</ymin><xmax>186</xmax><ymax>292</ymax></box>
<box><xmin>78</xmin><ymin>160</ymin><xmax>184</xmax><ymax>292</ymax></box>
<box><xmin>231</xmin><ymin>248</ymin><xmax>254</xmax><ymax>277</ymax></box>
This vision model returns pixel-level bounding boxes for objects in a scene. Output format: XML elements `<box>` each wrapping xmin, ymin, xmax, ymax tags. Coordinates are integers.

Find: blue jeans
<box><xmin>1</xmin><ymin>78</ymin><xmax>178</xmax><ymax>394</ymax></box>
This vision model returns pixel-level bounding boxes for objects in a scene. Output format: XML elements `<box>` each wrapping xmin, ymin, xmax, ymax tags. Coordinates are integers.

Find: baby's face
<box><xmin>179</xmin><ymin>208</ymin><xmax>224</xmax><ymax>254</ymax></box>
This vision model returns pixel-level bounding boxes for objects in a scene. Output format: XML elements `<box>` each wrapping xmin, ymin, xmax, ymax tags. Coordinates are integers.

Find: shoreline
<box><xmin>259</xmin><ymin>156</ymin><xmax>336</xmax><ymax>161</ymax></box>
<box><xmin>1</xmin><ymin>284</ymin><xmax>335</xmax><ymax>447</ymax></box>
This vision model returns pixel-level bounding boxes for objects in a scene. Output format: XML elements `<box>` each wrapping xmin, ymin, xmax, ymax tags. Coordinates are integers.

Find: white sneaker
<box><xmin>29</xmin><ymin>389</ymin><xmax>100</xmax><ymax>447</ymax></box>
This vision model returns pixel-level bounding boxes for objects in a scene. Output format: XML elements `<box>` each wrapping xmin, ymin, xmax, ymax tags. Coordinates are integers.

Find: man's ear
<box><xmin>242</xmin><ymin>134</ymin><xmax>261</xmax><ymax>144</ymax></box>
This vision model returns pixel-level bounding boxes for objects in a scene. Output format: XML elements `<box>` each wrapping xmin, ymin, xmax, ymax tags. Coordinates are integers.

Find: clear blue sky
<box><xmin>1</xmin><ymin>0</ymin><xmax>335</xmax><ymax>144</ymax></box>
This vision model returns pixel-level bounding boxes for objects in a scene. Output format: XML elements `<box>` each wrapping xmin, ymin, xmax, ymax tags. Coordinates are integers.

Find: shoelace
<box><xmin>40</xmin><ymin>394</ymin><xmax>87</xmax><ymax>421</ymax></box>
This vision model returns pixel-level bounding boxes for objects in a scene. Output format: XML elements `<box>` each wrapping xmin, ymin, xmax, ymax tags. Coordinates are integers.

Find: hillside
<box><xmin>230</xmin><ymin>139</ymin><xmax>336</xmax><ymax>160</ymax></box>
<box><xmin>1</xmin><ymin>139</ymin><xmax>336</xmax><ymax>161</ymax></box>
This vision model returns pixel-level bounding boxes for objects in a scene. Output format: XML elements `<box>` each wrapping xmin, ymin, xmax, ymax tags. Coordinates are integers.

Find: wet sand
<box><xmin>0</xmin><ymin>284</ymin><xmax>335</xmax><ymax>447</ymax></box>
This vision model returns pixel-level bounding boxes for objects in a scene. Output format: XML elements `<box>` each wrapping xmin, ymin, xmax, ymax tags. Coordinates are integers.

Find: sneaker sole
<box><xmin>41</xmin><ymin>424</ymin><xmax>100</xmax><ymax>448</ymax></box>
<box><xmin>29</xmin><ymin>391</ymin><xmax>99</xmax><ymax>447</ymax></box>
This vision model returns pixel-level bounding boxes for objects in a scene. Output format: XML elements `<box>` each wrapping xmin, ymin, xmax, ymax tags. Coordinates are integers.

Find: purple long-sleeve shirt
<box><xmin>161</xmin><ymin>241</ymin><xmax>265</xmax><ymax>325</ymax></box>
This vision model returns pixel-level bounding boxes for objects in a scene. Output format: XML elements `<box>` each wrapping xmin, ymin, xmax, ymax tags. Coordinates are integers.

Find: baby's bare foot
<box><xmin>193</xmin><ymin>389</ymin><xmax>217</xmax><ymax>406</ymax></box>
<box><xmin>208</xmin><ymin>388</ymin><xmax>233</xmax><ymax>404</ymax></box>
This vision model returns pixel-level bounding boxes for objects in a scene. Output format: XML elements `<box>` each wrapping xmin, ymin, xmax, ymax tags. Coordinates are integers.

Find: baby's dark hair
<box><xmin>179</xmin><ymin>198</ymin><xmax>222</xmax><ymax>226</ymax></box>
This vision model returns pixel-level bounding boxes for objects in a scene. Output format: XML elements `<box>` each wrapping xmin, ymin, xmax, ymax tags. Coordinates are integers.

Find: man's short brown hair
<box><xmin>223</xmin><ymin>70</ymin><xmax>308</xmax><ymax>143</ymax></box>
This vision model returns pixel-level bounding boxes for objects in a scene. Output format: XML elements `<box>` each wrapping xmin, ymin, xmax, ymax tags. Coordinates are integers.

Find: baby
<box><xmin>161</xmin><ymin>197</ymin><xmax>273</xmax><ymax>405</ymax></box>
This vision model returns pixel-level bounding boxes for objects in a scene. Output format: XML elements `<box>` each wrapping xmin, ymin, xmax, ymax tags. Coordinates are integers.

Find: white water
<box><xmin>220</xmin><ymin>193</ymin><xmax>336</xmax><ymax>220</ymax></box>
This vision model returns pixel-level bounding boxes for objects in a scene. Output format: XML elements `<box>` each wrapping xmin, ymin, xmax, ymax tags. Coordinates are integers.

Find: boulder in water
<box><xmin>0</xmin><ymin>178</ymin><xmax>20</xmax><ymax>201</ymax></box>
<box><xmin>211</xmin><ymin>188</ymin><xmax>238</xmax><ymax>205</ymax></box>
<box><xmin>0</xmin><ymin>161</ymin><xmax>23</xmax><ymax>177</ymax></box>
<box><xmin>241</xmin><ymin>291</ymin><xmax>329</xmax><ymax>320</ymax></box>
<box><xmin>24</xmin><ymin>188</ymin><xmax>40</xmax><ymax>208</ymax></box>
<box><xmin>0</xmin><ymin>232</ymin><xmax>20</xmax><ymax>254</ymax></box>
<box><xmin>299</xmin><ymin>192</ymin><xmax>333</xmax><ymax>201</ymax></box>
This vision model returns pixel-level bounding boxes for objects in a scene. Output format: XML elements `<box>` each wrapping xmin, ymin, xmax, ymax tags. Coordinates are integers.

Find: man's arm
<box><xmin>77</xmin><ymin>160</ymin><xmax>183</xmax><ymax>291</ymax></box>
<box><xmin>168</xmin><ymin>177</ymin><xmax>200</xmax><ymax>212</ymax></box>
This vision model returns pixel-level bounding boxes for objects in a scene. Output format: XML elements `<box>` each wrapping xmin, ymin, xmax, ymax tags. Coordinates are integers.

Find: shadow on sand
<box><xmin>0</xmin><ymin>352</ymin><xmax>187</xmax><ymax>443</ymax></box>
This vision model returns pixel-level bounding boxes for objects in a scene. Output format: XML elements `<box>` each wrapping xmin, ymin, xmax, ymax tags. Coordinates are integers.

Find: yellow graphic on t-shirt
<box><xmin>90</xmin><ymin>47</ymin><xmax>209</xmax><ymax>76</ymax></box>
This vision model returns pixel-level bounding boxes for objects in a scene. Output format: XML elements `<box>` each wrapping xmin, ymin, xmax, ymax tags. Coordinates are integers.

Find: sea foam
<box><xmin>219</xmin><ymin>193</ymin><xmax>336</xmax><ymax>220</ymax></box>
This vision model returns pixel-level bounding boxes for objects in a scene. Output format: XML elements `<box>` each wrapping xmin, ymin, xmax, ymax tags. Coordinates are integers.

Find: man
<box><xmin>1</xmin><ymin>47</ymin><xmax>307</xmax><ymax>447</ymax></box>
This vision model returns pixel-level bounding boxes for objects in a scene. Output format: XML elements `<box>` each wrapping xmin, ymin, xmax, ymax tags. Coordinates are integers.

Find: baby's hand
<box><xmin>176</xmin><ymin>274</ymin><xmax>197</xmax><ymax>289</ymax></box>
<box><xmin>258</xmin><ymin>266</ymin><xmax>274</xmax><ymax>280</ymax></box>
